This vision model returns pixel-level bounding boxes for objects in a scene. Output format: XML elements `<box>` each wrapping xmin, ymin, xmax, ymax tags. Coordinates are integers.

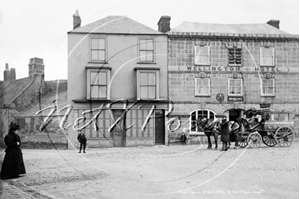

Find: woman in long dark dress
<box><xmin>1</xmin><ymin>122</ymin><xmax>26</xmax><ymax>179</ymax></box>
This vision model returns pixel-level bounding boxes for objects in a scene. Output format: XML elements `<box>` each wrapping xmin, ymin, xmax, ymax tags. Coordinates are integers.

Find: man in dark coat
<box><xmin>220</xmin><ymin>118</ymin><xmax>231</xmax><ymax>151</ymax></box>
<box><xmin>77</xmin><ymin>131</ymin><xmax>87</xmax><ymax>153</ymax></box>
<box><xmin>1</xmin><ymin>122</ymin><xmax>26</xmax><ymax>179</ymax></box>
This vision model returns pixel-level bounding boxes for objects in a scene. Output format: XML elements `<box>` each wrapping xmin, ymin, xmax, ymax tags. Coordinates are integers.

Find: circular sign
<box><xmin>216</xmin><ymin>93</ymin><xmax>224</xmax><ymax>103</ymax></box>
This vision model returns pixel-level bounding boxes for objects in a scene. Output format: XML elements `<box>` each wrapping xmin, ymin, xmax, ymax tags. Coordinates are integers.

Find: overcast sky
<box><xmin>0</xmin><ymin>0</ymin><xmax>299</xmax><ymax>81</ymax></box>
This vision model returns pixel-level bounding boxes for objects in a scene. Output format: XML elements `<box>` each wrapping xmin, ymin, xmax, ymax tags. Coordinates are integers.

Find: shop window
<box><xmin>190</xmin><ymin>109</ymin><xmax>215</xmax><ymax>132</ymax></box>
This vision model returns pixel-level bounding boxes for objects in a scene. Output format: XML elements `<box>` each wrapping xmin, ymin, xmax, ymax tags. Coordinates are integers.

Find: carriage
<box><xmin>237</xmin><ymin>110</ymin><xmax>295</xmax><ymax>148</ymax></box>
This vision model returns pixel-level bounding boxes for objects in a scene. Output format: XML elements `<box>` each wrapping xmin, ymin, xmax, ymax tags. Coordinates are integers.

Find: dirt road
<box><xmin>1</xmin><ymin>140</ymin><xmax>299</xmax><ymax>199</ymax></box>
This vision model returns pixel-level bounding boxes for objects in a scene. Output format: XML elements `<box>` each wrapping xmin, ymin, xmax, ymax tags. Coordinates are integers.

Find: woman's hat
<box><xmin>9</xmin><ymin>122</ymin><xmax>20</xmax><ymax>130</ymax></box>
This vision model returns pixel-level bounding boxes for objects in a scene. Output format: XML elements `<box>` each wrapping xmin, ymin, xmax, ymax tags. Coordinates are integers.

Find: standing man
<box><xmin>220</xmin><ymin>117</ymin><xmax>230</xmax><ymax>151</ymax></box>
<box><xmin>77</xmin><ymin>131</ymin><xmax>87</xmax><ymax>153</ymax></box>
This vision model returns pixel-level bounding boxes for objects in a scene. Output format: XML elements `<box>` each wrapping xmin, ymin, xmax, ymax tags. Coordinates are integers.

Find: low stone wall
<box><xmin>13</xmin><ymin>115</ymin><xmax>68</xmax><ymax>149</ymax></box>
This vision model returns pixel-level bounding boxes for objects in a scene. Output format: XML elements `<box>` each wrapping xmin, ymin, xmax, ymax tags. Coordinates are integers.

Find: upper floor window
<box><xmin>261</xmin><ymin>78</ymin><xmax>275</xmax><ymax>96</ymax></box>
<box><xmin>228</xmin><ymin>46</ymin><xmax>242</xmax><ymax>66</ymax></box>
<box><xmin>260</xmin><ymin>47</ymin><xmax>274</xmax><ymax>66</ymax></box>
<box><xmin>139</xmin><ymin>38</ymin><xmax>155</xmax><ymax>63</ymax></box>
<box><xmin>194</xmin><ymin>46</ymin><xmax>210</xmax><ymax>65</ymax></box>
<box><xmin>135</xmin><ymin>68</ymin><xmax>159</xmax><ymax>100</ymax></box>
<box><xmin>228</xmin><ymin>78</ymin><xmax>243</xmax><ymax>96</ymax></box>
<box><xmin>90</xmin><ymin>37</ymin><xmax>106</xmax><ymax>62</ymax></box>
<box><xmin>195</xmin><ymin>78</ymin><xmax>210</xmax><ymax>96</ymax></box>
<box><xmin>86</xmin><ymin>67</ymin><xmax>111</xmax><ymax>99</ymax></box>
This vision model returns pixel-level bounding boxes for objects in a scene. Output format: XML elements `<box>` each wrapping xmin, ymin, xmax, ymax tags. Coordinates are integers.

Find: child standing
<box><xmin>77</xmin><ymin>131</ymin><xmax>87</xmax><ymax>153</ymax></box>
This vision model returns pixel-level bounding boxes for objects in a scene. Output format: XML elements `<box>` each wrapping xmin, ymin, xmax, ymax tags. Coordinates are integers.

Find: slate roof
<box><xmin>0</xmin><ymin>77</ymin><xmax>34</xmax><ymax>107</ymax></box>
<box><xmin>169</xmin><ymin>21</ymin><xmax>292</xmax><ymax>36</ymax></box>
<box><xmin>69</xmin><ymin>16</ymin><xmax>162</xmax><ymax>35</ymax></box>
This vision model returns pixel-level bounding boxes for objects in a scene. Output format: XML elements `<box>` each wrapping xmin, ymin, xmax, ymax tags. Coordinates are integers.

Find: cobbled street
<box><xmin>1</xmin><ymin>140</ymin><xmax>299</xmax><ymax>199</ymax></box>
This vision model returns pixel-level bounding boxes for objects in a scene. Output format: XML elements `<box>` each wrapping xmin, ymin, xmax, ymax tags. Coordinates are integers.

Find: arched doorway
<box><xmin>224</xmin><ymin>108</ymin><xmax>244</xmax><ymax>122</ymax></box>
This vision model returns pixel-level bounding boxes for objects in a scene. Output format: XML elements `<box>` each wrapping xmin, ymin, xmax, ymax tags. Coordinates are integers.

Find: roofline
<box><xmin>167</xmin><ymin>31</ymin><xmax>299</xmax><ymax>40</ymax></box>
<box><xmin>67</xmin><ymin>31</ymin><xmax>166</xmax><ymax>36</ymax></box>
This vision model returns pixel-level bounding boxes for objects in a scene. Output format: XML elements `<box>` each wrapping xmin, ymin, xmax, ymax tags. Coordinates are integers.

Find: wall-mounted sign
<box><xmin>228</xmin><ymin>96</ymin><xmax>244</xmax><ymax>102</ymax></box>
<box><xmin>216</xmin><ymin>93</ymin><xmax>224</xmax><ymax>103</ymax></box>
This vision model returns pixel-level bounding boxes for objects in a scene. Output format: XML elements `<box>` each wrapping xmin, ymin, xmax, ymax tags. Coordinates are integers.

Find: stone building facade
<box><xmin>165</xmin><ymin>19</ymin><xmax>299</xmax><ymax>137</ymax></box>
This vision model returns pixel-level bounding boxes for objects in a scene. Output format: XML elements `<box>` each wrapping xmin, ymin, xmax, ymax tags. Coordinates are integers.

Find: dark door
<box><xmin>155</xmin><ymin>110</ymin><xmax>165</xmax><ymax>144</ymax></box>
<box><xmin>112</xmin><ymin>110</ymin><xmax>125</xmax><ymax>147</ymax></box>
<box><xmin>229</xmin><ymin>109</ymin><xmax>243</xmax><ymax>122</ymax></box>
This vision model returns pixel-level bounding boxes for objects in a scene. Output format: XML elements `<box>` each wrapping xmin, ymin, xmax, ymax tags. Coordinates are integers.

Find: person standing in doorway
<box><xmin>77</xmin><ymin>131</ymin><xmax>87</xmax><ymax>153</ymax></box>
<box><xmin>1</xmin><ymin>122</ymin><xmax>26</xmax><ymax>179</ymax></box>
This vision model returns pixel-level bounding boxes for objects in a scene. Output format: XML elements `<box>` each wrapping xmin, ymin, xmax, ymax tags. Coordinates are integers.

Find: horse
<box><xmin>197</xmin><ymin>117</ymin><xmax>221</xmax><ymax>149</ymax></box>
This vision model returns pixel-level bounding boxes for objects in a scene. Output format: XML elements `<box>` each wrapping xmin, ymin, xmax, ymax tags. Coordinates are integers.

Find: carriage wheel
<box><xmin>237</xmin><ymin>134</ymin><xmax>248</xmax><ymax>148</ymax></box>
<box><xmin>247</xmin><ymin>131</ymin><xmax>262</xmax><ymax>148</ymax></box>
<box><xmin>275</xmin><ymin>127</ymin><xmax>294</xmax><ymax>147</ymax></box>
<box><xmin>262</xmin><ymin>133</ymin><xmax>277</xmax><ymax>147</ymax></box>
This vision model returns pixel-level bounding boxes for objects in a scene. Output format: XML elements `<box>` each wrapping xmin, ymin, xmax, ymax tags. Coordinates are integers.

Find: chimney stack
<box><xmin>28</xmin><ymin>57</ymin><xmax>45</xmax><ymax>78</ymax></box>
<box><xmin>73</xmin><ymin>10</ymin><xmax>81</xmax><ymax>29</ymax></box>
<box><xmin>158</xmin><ymin>16</ymin><xmax>171</xmax><ymax>33</ymax></box>
<box><xmin>267</xmin><ymin>20</ymin><xmax>280</xmax><ymax>29</ymax></box>
<box><xmin>3</xmin><ymin>63</ymin><xmax>16</xmax><ymax>81</ymax></box>
<box><xmin>4</xmin><ymin>63</ymin><xmax>9</xmax><ymax>81</ymax></box>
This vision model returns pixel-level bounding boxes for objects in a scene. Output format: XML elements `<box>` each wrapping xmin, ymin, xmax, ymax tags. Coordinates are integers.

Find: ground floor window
<box><xmin>190</xmin><ymin>109</ymin><xmax>215</xmax><ymax>132</ymax></box>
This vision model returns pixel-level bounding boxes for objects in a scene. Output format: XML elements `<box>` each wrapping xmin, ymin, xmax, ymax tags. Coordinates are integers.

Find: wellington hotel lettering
<box><xmin>173</xmin><ymin>65</ymin><xmax>294</xmax><ymax>73</ymax></box>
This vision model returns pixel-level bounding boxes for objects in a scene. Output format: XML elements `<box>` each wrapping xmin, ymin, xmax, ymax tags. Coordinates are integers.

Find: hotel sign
<box><xmin>228</xmin><ymin>96</ymin><xmax>244</xmax><ymax>102</ymax></box>
<box><xmin>171</xmin><ymin>65</ymin><xmax>296</xmax><ymax>73</ymax></box>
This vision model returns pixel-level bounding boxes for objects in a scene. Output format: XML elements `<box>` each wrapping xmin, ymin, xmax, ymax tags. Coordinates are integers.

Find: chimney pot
<box><xmin>267</xmin><ymin>19</ymin><xmax>280</xmax><ymax>29</ymax></box>
<box><xmin>73</xmin><ymin>10</ymin><xmax>81</xmax><ymax>29</ymax></box>
<box><xmin>158</xmin><ymin>16</ymin><xmax>171</xmax><ymax>33</ymax></box>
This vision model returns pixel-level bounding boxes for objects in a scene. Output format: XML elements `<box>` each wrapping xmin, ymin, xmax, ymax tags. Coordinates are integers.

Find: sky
<box><xmin>0</xmin><ymin>0</ymin><xmax>299</xmax><ymax>81</ymax></box>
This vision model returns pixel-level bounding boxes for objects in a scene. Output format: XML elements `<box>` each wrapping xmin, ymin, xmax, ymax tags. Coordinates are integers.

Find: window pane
<box><xmin>91</xmin><ymin>50</ymin><xmax>99</xmax><ymax>61</ymax></box>
<box><xmin>91</xmin><ymin>39</ymin><xmax>98</xmax><ymax>49</ymax></box>
<box><xmin>98</xmin><ymin>39</ymin><xmax>105</xmax><ymax>49</ymax></box>
<box><xmin>147</xmin><ymin>40</ymin><xmax>154</xmax><ymax>50</ymax></box>
<box><xmin>140</xmin><ymin>73</ymin><xmax>148</xmax><ymax>85</ymax></box>
<box><xmin>148</xmin><ymin>73</ymin><xmax>156</xmax><ymax>85</ymax></box>
<box><xmin>91</xmin><ymin>85</ymin><xmax>98</xmax><ymax>98</ymax></box>
<box><xmin>140</xmin><ymin>51</ymin><xmax>147</xmax><ymax>61</ymax></box>
<box><xmin>99</xmin><ymin>86</ymin><xmax>107</xmax><ymax>98</ymax></box>
<box><xmin>140</xmin><ymin>86</ymin><xmax>148</xmax><ymax>98</ymax></box>
<box><xmin>148</xmin><ymin>86</ymin><xmax>156</xmax><ymax>99</ymax></box>
<box><xmin>98</xmin><ymin>51</ymin><xmax>105</xmax><ymax>61</ymax></box>
<box><xmin>140</xmin><ymin>40</ymin><xmax>147</xmax><ymax>50</ymax></box>
<box><xmin>90</xmin><ymin>71</ymin><xmax>98</xmax><ymax>85</ymax></box>
<box><xmin>146</xmin><ymin>51</ymin><xmax>154</xmax><ymax>62</ymax></box>
<box><xmin>98</xmin><ymin>72</ymin><xmax>107</xmax><ymax>85</ymax></box>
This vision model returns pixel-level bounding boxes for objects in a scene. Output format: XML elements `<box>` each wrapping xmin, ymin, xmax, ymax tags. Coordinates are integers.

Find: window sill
<box><xmin>228</xmin><ymin>94</ymin><xmax>243</xmax><ymax>96</ymax></box>
<box><xmin>134</xmin><ymin>67</ymin><xmax>160</xmax><ymax>71</ymax></box>
<box><xmin>88</xmin><ymin>61</ymin><xmax>108</xmax><ymax>64</ymax></box>
<box><xmin>228</xmin><ymin>64</ymin><xmax>242</xmax><ymax>67</ymax></box>
<box><xmin>259</xmin><ymin>65</ymin><xmax>275</xmax><ymax>67</ymax></box>
<box><xmin>261</xmin><ymin>95</ymin><xmax>275</xmax><ymax>97</ymax></box>
<box><xmin>194</xmin><ymin>64</ymin><xmax>210</xmax><ymax>66</ymax></box>
<box><xmin>195</xmin><ymin>94</ymin><xmax>210</xmax><ymax>97</ymax></box>
<box><xmin>137</xmin><ymin>62</ymin><xmax>157</xmax><ymax>64</ymax></box>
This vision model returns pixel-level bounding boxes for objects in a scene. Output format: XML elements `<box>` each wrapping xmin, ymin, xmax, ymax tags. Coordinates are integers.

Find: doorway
<box><xmin>155</xmin><ymin>110</ymin><xmax>165</xmax><ymax>144</ymax></box>
<box><xmin>112</xmin><ymin>110</ymin><xmax>125</xmax><ymax>147</ymax></box>
<box><xmin>228</xmin><ymin>109</ymin><xmax>244</xmax><ymax>122</ymax></box>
